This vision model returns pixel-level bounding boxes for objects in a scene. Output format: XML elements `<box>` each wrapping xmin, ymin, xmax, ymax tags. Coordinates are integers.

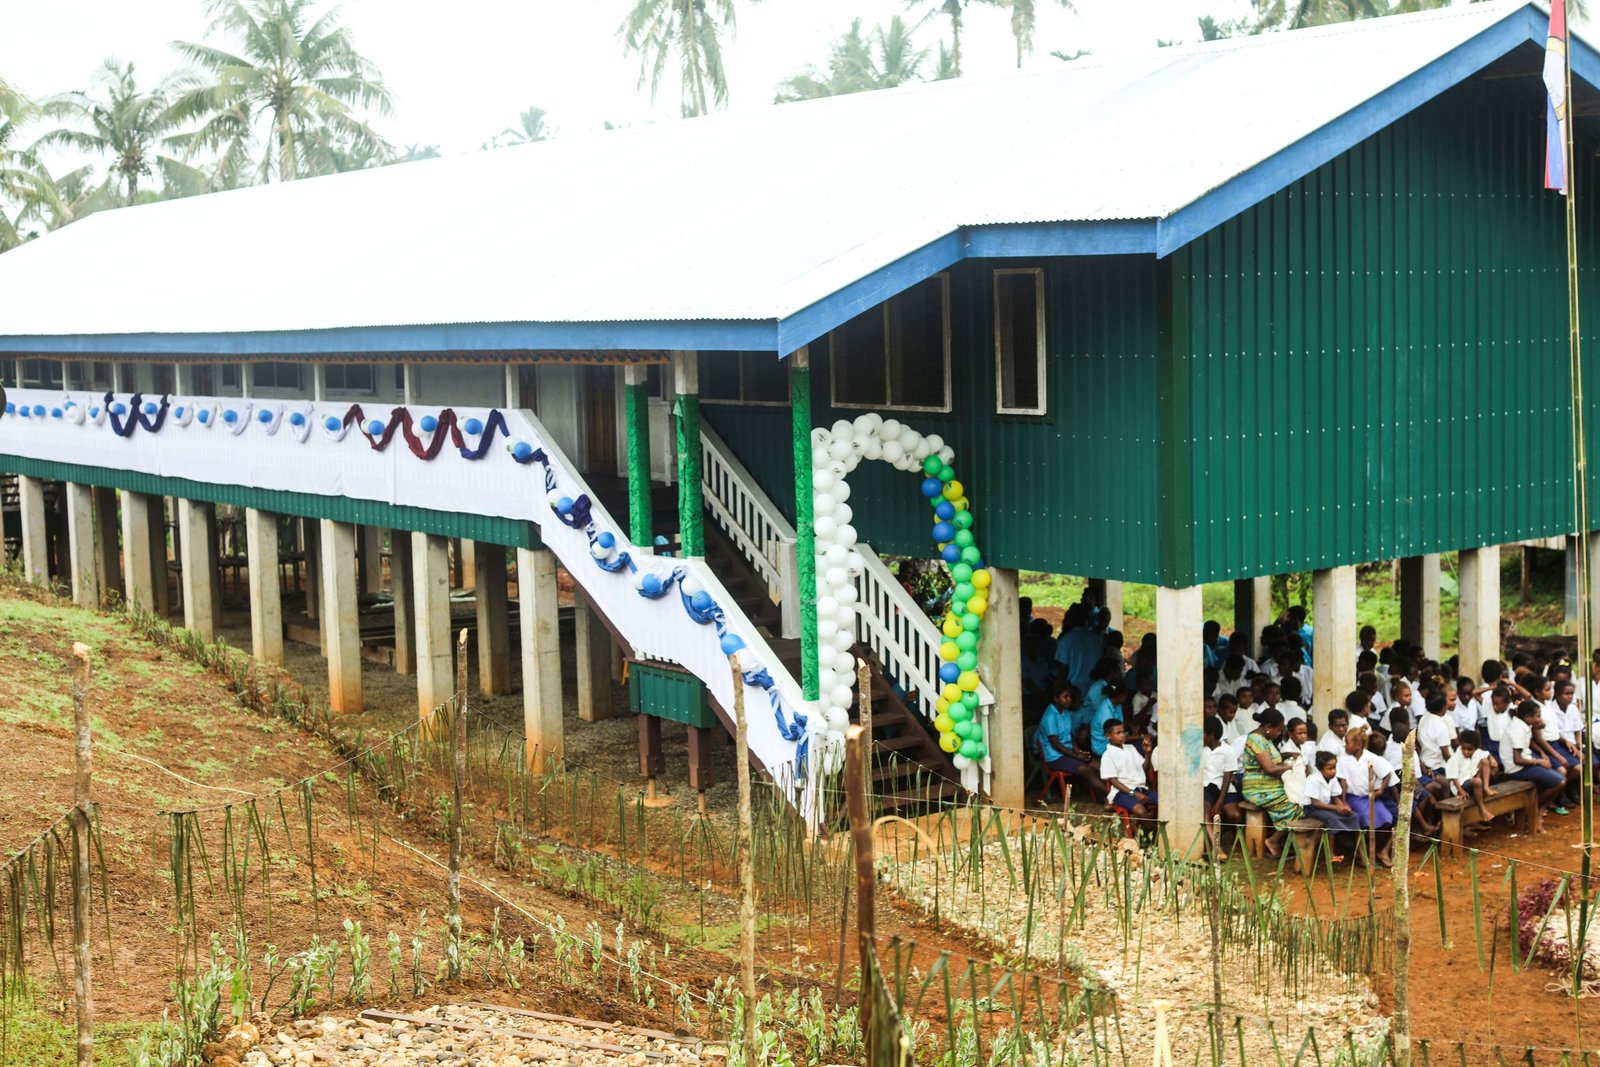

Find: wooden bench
<box><xmin>1239</xmin><ymin>800</ymin><xmax>1325</xmax><ymax>876</ymax></box>
<box><xmin>1436</xmin><ymin>778</ymin><xmax>1538</xmax><ymax>856</ymax></box>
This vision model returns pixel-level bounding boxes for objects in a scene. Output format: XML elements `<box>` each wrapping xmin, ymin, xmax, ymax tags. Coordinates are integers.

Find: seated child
<box><xmin>1339</xmin><ymin>725</ymin><xmax>1397</xmax><ymax>866</ymax></box>
<box><xmin>1317</xmin><ymin>709</ymin><xmax>1351</xmax><ymax>756</ymax></box>
<box><xmin>1033</xmin><ymin>684</ymin><xmax>1105</xmax><ymax>803</ymax></box>
<box><xmin>1100</xmin><ymin>719</ymin><xmax>1157</xmax><ymax>821</ymax></box>
<box><xmin>1201</xmin><ymin>716</ymin><xmax>1242</xmax><ymax>857</ymax></box>
<box><xmin>1501</xmin><ymin>699</ymin><xmax>1569</xmax><ymax>818</ymax></box>
<box><xmin>1444</xmin><ymin>729</ymin><xmax>1497</xmax><ymax>832</ymax></box>
<box><xmin>1303</xmin><ymin>751</ymin><xmax>1363</xmax><ymax>856</ymax></box>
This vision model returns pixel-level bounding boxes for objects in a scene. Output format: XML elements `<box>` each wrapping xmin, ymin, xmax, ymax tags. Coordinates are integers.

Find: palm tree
<box><xmin>170</xmin><ymin>0</ymin><xmax>395</xmax><ymax>182</ymax></box>
<box><xmin>0</xmin><ymin>77</ymin><xmax>36</xmax><ymax>250</ymax></box>
<box><xmin>486</xmin><ymin>106</ymin><xmax>552</xmax><ymax>149</ymax></box>
<box><xmin>14</xmin><ymin>164</ymin><xmax>116</xmax><ymax>236</ymax></box>
<box><xmin>621</xmin><ymin>0</ymin><xmax>756</xmax><ymax>117</ymax></box>
<box><xmin>905</xmin><ymin>0</ymin><xmax>969</xmax><ymax>78</ymax></box>
<box><xmin>981</xmin><ymin>0</ymin><xmax>1077</xmax><ymax>68</ymax></box>
<box><xmin>775</xmin><ymin>17</ymin><xmax>931</xmax><ymax>102</ymax></box>
<box><xmin>32</xmin><ymin>59</ymin><xmax>192</xmax><ymax>204</ymax></box>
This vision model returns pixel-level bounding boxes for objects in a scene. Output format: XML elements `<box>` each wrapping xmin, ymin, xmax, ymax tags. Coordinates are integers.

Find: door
<box><xmin>582</xmin><ymin>365</ymin><xmax>619</xmax><ymax>475</ymax></box>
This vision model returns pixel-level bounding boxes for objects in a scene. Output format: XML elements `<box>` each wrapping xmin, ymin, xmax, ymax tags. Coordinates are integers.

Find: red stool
<box><xmin>1037</xmin><ymin>769</ymin><xmax>1071</xmax><ymax>806</ymax></box>
<box><xmin>1104</xmin><ymin>803</ymin><xmax>1135</xmax><ymax>837</ymax></box>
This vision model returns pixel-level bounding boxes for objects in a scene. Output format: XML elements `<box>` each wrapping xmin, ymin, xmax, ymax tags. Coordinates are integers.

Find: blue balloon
<box><xmin>324</xmin><ymin>415</ymin><xmax>340</xmax><ymax>432</ymax></box>
<box><xmin>257</xmin><ymin>409</ymin><xmax>273</xmax><ymax>423</ymax></box>
<box><xmin>690</xmin><ymin>590</ymin><xmax>713</xmax><ymax>612</ymax></box>
<box><xmin>419</xmin><ymin>415</ymin><xmax>438</xmax><ymax>432</ymax></box>
<box><xmin>512</xmin><ymin>441</ymin><xmax>533</xmax><ymax>461</ymax></box>
<box><xmin>222</xmin><ymin>409</ymin><xmax>238</xmax><ymax>424</ymax></box>
<box><xmin>935</xmin><ymin>500</ymin><xmax>955</xmax><ymax>520</ymax></box>
<box><xmin>464</xmin><ymin>417</ymin><xmax>484</xmax><ymax>435</ymax></box>
<box><xmin>89</xmin><ymin>407</ymin><xmax>100</xmax><ymax>418</ymax></box>
<box><xmin>932</xmin><ymin>521</ymin><xmax>955</xmax><ymax>543</ymax></box>
<box><xmin>142</xmin><ymin>401</ymin><xmax>158</xmax><ymax>416</ymax></box>
<box><xmin>32</xmin><ymin>405</ymin><xmax>45</xmax><ymax>416</ymax></box>
<box><xmin>366</xmin><ymin>419</ymin><xmax>384</xmax><ymax>436</ymax></box>
<box><xmin>111</xmin><ymin>402</ymin><xmax>126</xmax><ymax>415</ymax></box>
<box><xmin>4</xmin><ymin>403</ymin><xmax>13</xmax><ymax>414</ymax></box>
<box><xmin>641</xmin><ymin>574</ymin><xmax>662</xmax><ymax>595</ymax></box>
<box><xmin>941</xmin><ymin>544</ymin><xmax>962</xmax><ymax>564</ymax></box>
<box><xmin>597</xmin><ymin>531</ymin><xmax>615</xmax><ymax>549</ymax></box>
<box><xmin>938</xmin><ymin>662</ymin><xmax>960</xmax><ymax>684</ymax></box>
<box><xmin>289</xmin><ymin>411</ymin><xmax>305</xmax><ymax>427</ymax></box>
<box><xmin>720</xmin><ymin>633</ymin><xmax>746</xmax><ymax>655</ymax></box>
<box><xmin>18</xmin><ymin>407</ymin><xmax>28</xmax><ymax>418</ymax></box>
<box><xmin>921</xmin><ymin>477</ymin><xmax>943</xmax><ymax>498</ymax></box>
<box><xmin>555</xmin><ymin>496</ymin><xmax>574</xmax><ymax>514</ymax></box>
<box><xmin>50</xmin><ymin>408</ymin><xmax>62</xmax><ymax>418</ymax></box>
<box><xmin>174</xmin><ymin>406</ymin><xmax>186</xmax><ymax>419</ymax></box>
<box><xmin>198</xmin><ymin>410</ymin><xmax>210</xmax><ymax>424</ymax></box>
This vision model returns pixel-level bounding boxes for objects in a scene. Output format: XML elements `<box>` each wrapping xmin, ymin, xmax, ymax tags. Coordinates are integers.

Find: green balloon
<box><xmin>961</xmin><ymin>691</ymin><xmax>981</xmax><ymax>709</ymax></box>
<box><xmin>948</xmin><ymin>704</ymin><xmax>972</xmax><ymax>723</ymax></box>
<box><xmin>957</xmin><ymin>651</ymin><xmax>978</xmax><ymax>671</ymax></box>
<box><xmin>939</xmin><ymin>465</ymin><xmax>955</xmax><ymax>482</ymax></box>
<box><xmin>953</xmin><ymin>511</ymin><xmax>974</xmax><ymax>530</ymax></box>
<box><xmin>959</xmin><ymin>739</ymin><xmax>982</xmax><ymax>760</ymax></box>
<box><xmin>951</xmin><ymin>598</ymin><xmax>968</xmax><ymax>615</ymax></box>
<box><xmin>960</xmin><ymin>546</ymin><xmax>982</xmax><ymax>565</ymax></box>
<box><xmin>958</xmin><ymin>721</ymin><xmax>980</xmax><ymax>741</ymax></box>
<box><xmin>970</xmin><ymin>741</ymin><xmax>988</xmax><ymax>760</ymax></box>
<box><xmin>954</xmin><ymin>582</ymin><xmax>975</xmax><ymax>602</ymax></box>
<box><xmin>951</xmin><ymin>563</ymin><xmax>973</xmax><ymax>582</ymax></box>
<box><xmin>923</xmin><ymin>455</ymin><xmax>942</xmax><ymax>475</ymax></box>
<box><xmin>954</xmin><ymin>529</ymin><xmax>974</xmax><ymax>548</ymax></box>
<box><xmin>956</xmin><ymin>631</ymin><xmax>978</xmax><ymax>652</ymax></box>
<box><xmin>962</xmin><ymin>613</ymin><xmax>981</xmax><ymax>632</ymax></box>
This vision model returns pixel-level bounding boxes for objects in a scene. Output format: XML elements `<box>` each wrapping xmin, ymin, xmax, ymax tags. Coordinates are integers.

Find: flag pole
<box><xmin>1560</xmin><ymin>2</ymin><xmax>1596</xmax><ymax>1005</ymax></box>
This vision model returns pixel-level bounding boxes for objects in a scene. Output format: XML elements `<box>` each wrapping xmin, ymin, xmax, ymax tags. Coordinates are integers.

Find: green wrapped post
<box><xmin>790</xmin><ymin>350</ymin><xmax>819</xmax><ymax>701</ymax></box>
<box><xmin>624</xmin><ymin>366</ymin><xmax>654</xmax><ymax>549</ymax></box>
<box><xmin>674</xmin><ymin>392</ymin><xmax>705</xmax><ymax>557</ymax></box>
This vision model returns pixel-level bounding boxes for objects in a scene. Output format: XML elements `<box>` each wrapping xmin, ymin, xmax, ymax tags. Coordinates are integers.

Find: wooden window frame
<box><xmin>697</xmin><ymin>351</ymin><xmax>791</xmax><ymax>408</ymax></box>
<box><xmin>828</xmin><ymin>273</ymin><xmax>953</xmax><ymax>414</ymax></box>
<box><xmin>993</xmin><ymin>267</ymin><xmax>1047</xmax><ymax>417</ymax></box>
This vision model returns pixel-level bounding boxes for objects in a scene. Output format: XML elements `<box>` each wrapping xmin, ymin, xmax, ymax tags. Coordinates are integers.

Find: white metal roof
<box><xmin>0</xmin><ymin>0</ymin><xmax>1572</xmax><ymax>350</ymax></box>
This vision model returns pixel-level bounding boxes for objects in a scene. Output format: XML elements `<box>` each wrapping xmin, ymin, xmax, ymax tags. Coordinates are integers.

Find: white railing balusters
<box><xmin>700</xmin><ymin>422</ymin><xmax>800</xmax><ymax>638</ymax></box>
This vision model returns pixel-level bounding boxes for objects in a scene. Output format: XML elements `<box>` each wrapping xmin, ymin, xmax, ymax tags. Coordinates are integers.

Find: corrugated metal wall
<box><xmin>1172</xmin><ymin>77</ymin><xmax>1594</xmax><ymax>585</ymax></box>
<box><xmin>705</xmin><ymin>256</ymin><xmax>1166</xmax><ymax>580</ymax></box>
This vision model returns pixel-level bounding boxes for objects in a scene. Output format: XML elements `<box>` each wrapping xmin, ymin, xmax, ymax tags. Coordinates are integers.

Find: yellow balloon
<box><xmin>942</xmin><ymin>616</ymin><xmax>962</xmax><ymax>639</ymax></box>
<box><xmin>971</xmin><ymin>569</ymin><xmax>991</xmax><ymax>590</ymax></box>
<box><xmin>940</xmin><ymin>642</ymin><xmax>960</xmax><ymax>662</ymax></box>
<box><xmin>969</xmin><ymin>596</ymin><xmax>988</xmax><ymax>617</ymax></box>
<box><xmin>942</xmin><ymin>682</ymin><xmax>963</xmax><ymax>703</ymax></box>
<box><xmin>941</xmin><ymin>480</ymin><xmax>964</xmax><ymax>501</ymax></box>
<box><xmin>954</xmin><ymin>498</ymin><xmax>969</xmax><ymax>511</ymax></box>
<box><xmin>958</xmin><ymin>670</ymin><xmax>980</xmax><ymax>693</ymax></box>
<box><xmin>935</xmin><ymin>697</ymin><xmax>950</xmax><ymax>715</ymax></box>
<box><xmin>939</xmin><ymin>732</ymin><xmax>961</xmax><ymax>754</ymax></box>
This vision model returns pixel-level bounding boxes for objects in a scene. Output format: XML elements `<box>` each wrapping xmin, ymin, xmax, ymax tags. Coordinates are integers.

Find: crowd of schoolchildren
<box><xmin>1023</xmin><ymin>591</ymin><xmax>1600</xmax><ymax>861</ymax></box>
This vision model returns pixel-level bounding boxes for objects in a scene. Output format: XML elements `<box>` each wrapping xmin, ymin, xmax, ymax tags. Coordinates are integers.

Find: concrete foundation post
<box><xmin>92</xmin><ymin>487</ymin><xmax>122</xmax><ymax>600</ymax></box>
<box><xmin>1399</xmin><ymin>554</ymin><xmax>1441</xmax><ymax>655</ymax></box>
<box><xmin>320</xmin><ymin>519</ymin><xmax>363</xmax><ymax>714</ymax></box>
<box><xmin>576</xmin><ymin>591</ymin><xmax>614</xmax><ymax>722</ymax></box>
<box><xmin>1155</xmin><ymin>584</ymin><xmax>1206</xmax><ymax>856</ymax></box>
<box><xmin>1233</xmin><ymin>577</ymin><xmax>1272</xmax><ymax>656</ymax></box>
<box><xmin>1459</xmin><ymin>545</ymin><xmax>1502</xmax><ymax>679</ymax></box>
<box><xmin>517</xmin><ymin>546</ymin><xmax>564</xmax><ymax>766</ymax></box>
<box><xmin>359</xmin><ymin>525</ymin><xmax>383</xmax><ymax>596</ymax></box>
<box><xmin>413</xmin><ymin>532</ymin><xmax>453</xmax><ymax>722</ymax></box>
<box><xmin>17</xmin><ymin>475</ymin><xmax>48</xmax><ymax>585</ymax></box>
<box><xmin>458</xmin><ymin>539</ymin><xmax>476</xmax><ymax>590</ymax></box>
<box><xmin>244</xmin><ymin>507</ymin><xmax>283</xmax><ymax>664</ymax></box>
<box><xmin>1311</xmin><ymin>566</ymin><xmax>1356</xmax><ymax>725</ymax></box>
<box><xmin>303</xmin><ymin>520</ymin><xmax>323</xmax><ymax>650</ymax></box>
<box><xmin>119</xmin><ymin>491</ymin><xmax>156</xmax><ymax>613</ymax></box>
<box><xmin>390</xmin><ymin>529</ymin><xmax>416</xmax><ymax>675</ymax></box>
<box><xmin>178</xmin><ymin>499</ymin><xmax>215</xmax><ymax>639</ymax></box>
<box><xmin>204</xmin><ymin>503</ymin><xmax>223</xmax><ymax>632</ymax></box>
<box><xmin>978</xmin><ymin>566</ymin><xmax>1025</xmax><ymax>809</ymax></box>
<box><xmin>64</xmin><ymin>483</ymin><xmax>99</xmax><ymax>608</ymax></box>
<box><xmin>474</xmin><ymin>542</ymin><xmax>512</xmax><ymax>695</ymax></box>
<box><xmin>149</xmin><ymin>500</ymin><xmax>170</xmax><ymax>618</ymax></box>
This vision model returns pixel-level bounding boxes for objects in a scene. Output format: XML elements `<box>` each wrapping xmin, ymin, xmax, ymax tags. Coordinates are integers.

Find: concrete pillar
<box><xmin>1155</xmin><ymin>584</ymin><xmax>1206</xmax><ymax>856</ymax></box>
<box><xmin>1586</xmin><ymin>533</ymin><xmax>1600</xmax><ymax>656</ymax></box>
<box><xmin>92</xmin><ymin>487</ymin><xmax>122</xmax><ymax>600</ymax></box>
<box><xmin>1567</xmin><ymin>536</ymin><xmax>1581</xmax><ymax>633</ymax></box>
<box><xmin>358</xmin><ymin>525</ymin><xmax>384</xmax><ymax>596</ymax></box>
<box><xmin>1233</xmin><ymin>576</ymin><xmax>1272</xmax><ymax>656</ymax></box>
<box><xmin>204</xmin><ymin>503</ymin><xmax>223</xmax><ymax>632</ymax></box>
<box><xmin>517</xmin><ymin>546</ymin><xmax>563</xmax><ymax>765</ymax></box>
<box><xmin>979</xmin><ymin>566</ymin><xmax>1025</xmax><ymax>809</ymax></box>
<box><xmin>474</xmin><ymin>542</ymin><xmax>512</xmax><ymax>695</ymax></box>
<box><xmin>1311</xmin><ymin>566</ymin><xmax>1356</xmax><ymax>727</ymax></box>
<box><xmin>390</xmin><ymin>529</ymin><xmax>416</xmax><ymax>675</ymax></box>
<box><xmin>1102</xmin><ymin>580</ymin><xmax>1124</xmax><ymax>634</ymax></box>
<box><xmin>303</xmin><ymin>519</ymin><xmax>322</xmax><ymax>648</ymax></box>
<box><xmin>119</xmin><ymin>491</ymin><xmax>156</xmax><ymax>613</ymax></box>
<box><xmin>149</xmin><ymin>499</ymin><xmax>170</xmax><ymax>618</ymax></box>
<box><xmin>457</xmin><ymin>539</ymin><xmax>475</xmax><ymax>590</ymax></box>
<box><xmin>64</xmin><ymin>483</ymin><xmax>98</xmax><ymax>608</ymax></box>
<box><xmin>576</xmin><ymin>591</ymin><xmax>614</xmax><ymax>722</ymax></box>
<box><xmin>17</xmin><ymin>475</ymin><xmax>48</xmax><ymax>585</ymax></box>
<box><xmin>413</xmin><ymin>532</ymin><xmax>453</xmax><ymax>721</ymax></box>
<box><xmin>178</xmin><ymin>499</ymin><xmax>215</xmax><ymax>639</ymax></box>
<box><xmin>244</xmin><ymin>507</ymin><xmax>283</xmax><ymax>664</ymax></box>
<box><xmin>320</xmin><ymin>519</ymin><xmax>363</xmax><ymax>714</ymax></box>
<box><xmin>1399</xmin><ymin>554</ymin><xmax>1441</xmax><ymax>655</ymax></box>
<box><xmin>1459</xmin><ymin>545</ymin><xmax>1502</xmax><ymax>681</ymax></box>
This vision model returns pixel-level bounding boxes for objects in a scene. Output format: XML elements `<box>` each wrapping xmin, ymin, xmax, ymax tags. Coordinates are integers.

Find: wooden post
<box><xmin>845</xmin><ymin>724</ymin><xmax>875</xmax><ymax>1044</ymax></box>
<box><xmin>1392</xmin><ymin>732</ymin><xmax>1416</xmax><ymax>1067</ymax></box>
<box><xmin>70</xmin><ymin>641</ymin><xmax>94</xmax><ymax>1067</ymax></box>
<box><xmin>856</xmin><ymin>657</ymin><xmax>872</xmax><ymax>740</ymax></box>
<box><xmin>446</xmin><ymin>627</ymin><xmax>468</xmax><ymax>981</ymax></box>
<box><xmin>731</xmin><ymin>657</ymin><xmax>757</xmax><ymax>1066</ymax></box>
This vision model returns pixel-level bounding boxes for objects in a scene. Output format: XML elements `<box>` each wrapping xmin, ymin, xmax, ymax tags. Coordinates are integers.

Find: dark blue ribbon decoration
<box><xmin>457</xmin><ymin>408</ymin><xmax>509</xmax><ymax>460</ymax></box>
<box><xmin>105</xmin><ymin>392</ymin><xmax>169</xmax><ymax>437</ymax></box>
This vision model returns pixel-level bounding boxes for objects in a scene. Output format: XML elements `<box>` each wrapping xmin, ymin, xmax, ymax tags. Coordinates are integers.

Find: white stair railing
<box><xmin>700</xmin><ymin>421</ymin><xmax>800</xmax><ymax>638</ymax></box>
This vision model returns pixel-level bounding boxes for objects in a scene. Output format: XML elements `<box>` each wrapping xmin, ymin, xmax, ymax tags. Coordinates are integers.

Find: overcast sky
<box><xmin>2</xmin><ymin>0</ymin><xmax>1263</xmax><ymax>159</ymax></box>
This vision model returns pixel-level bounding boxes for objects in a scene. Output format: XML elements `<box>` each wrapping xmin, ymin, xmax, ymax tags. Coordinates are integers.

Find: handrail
<box><xmin>700</xmin><ymin>421</ymin><xmax>799</xmax><ymax>638</ymax></box>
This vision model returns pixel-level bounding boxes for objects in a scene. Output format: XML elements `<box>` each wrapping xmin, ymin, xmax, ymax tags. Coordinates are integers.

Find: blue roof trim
<box><xmin>1156</xmin><ymin>5</ymin><xmax>1592</xmax><ymax>256</ymax></box>
<box><xmin>964</xmin><ymin>221</ymin><xmax>1157</xmax><ymax>258</ymax></box>
<box><xmin>0</xmin><ymin>318</ymin><xmax>780</xmax><ymax>358</ymax></box>
<box><xmin>775</xmin><ymin>232</ymin><xmax>965</xmax><ymax>355</ymax></box>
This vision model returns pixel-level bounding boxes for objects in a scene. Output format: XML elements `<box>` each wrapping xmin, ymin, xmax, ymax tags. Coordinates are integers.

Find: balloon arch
<box><xmin>808</xmin><ymin>414</ymin><xmax>991</xmax><ymax>783</ymax></box>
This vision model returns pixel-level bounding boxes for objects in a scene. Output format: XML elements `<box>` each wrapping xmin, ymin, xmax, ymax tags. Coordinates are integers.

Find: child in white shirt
<box><xmin>1100</xmin><ymin>720</ymin><xmax>1156</xmax><ymax>819</ymax></box>
<box><xmin>1450</xmin><ymin>677</ymin><xmax>1481</xmax><ymax>733</ymax></box>
<box><xmin>1317</xmin><ymin>710</ymin><xmax>1351</xmax><ymax>757</ymax></box>
<box><xmin>1339</xmin><ymin>726</ymin><xmax>1396</xmax><ymax>865</ymax></box>
<box><xmin>1303</xmin><ymin>752</ymin><xmax>1362</xmax><ymax>855</ymax></box>
<box><xmin>1445</xmin><ymin>729</ymin><xmax>1496</xmax><ymax>829</ymax></box>
<box><xmin>1415</xmin><ymin>694</ymin><xmax>1457</xmax><ymax>778</ymax></box>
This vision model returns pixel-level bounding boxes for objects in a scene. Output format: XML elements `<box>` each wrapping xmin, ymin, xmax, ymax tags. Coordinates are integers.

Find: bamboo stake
<box><xmin>856</xmin><ymin>657</ymin><xmax>872</xmax><ymax>741</ymax></box>
<box><xmin>1392</xmin><ymin>733</ymin><xmax>1416</xmax><ymax>1067</ymax></box>
<box><xmin>70</xmin><ymin>642</ymin><xmax>93</xmax><ymax>1067</ymax></box>
<box><xmin>845</xmin><ymin>724</ymin><xmax>876</xmax><ymax>1053</ymax></box>
<box><xmin>446</xmin><ymin>628</ymin><xmax>468</xmax><ymax>981</ymax></box>
<box><xmin>730</xmin><ymin>655</ymin><xmax>757</xmax><ymax>1067</ymax></box>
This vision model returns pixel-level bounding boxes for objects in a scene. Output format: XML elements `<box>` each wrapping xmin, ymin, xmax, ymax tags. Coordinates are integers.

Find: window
<box><xmin>253</xmin><ymin>362</ymin><xmax>304</xmax><ymax>392</ymax></box>
<box><xmin>697</xmin><ymin>351</ymin><xmax>788</xmax><ymax>405</ymax></box>
<box><xmin>151</xmin><ymin>364</ymin><xmax>175</xmax><ymax>395</ymax></box>
<box><xmin>994</xmin><ymin>268</ymin><xmax>1046</xmax><ymax>415</ymax></box>
<box><xmin>829</xmin><ymin>275</ymin><xmax>951</xmax><ymax>412</ymax></box>
<box><xmin>325</xmin><ymin>363</ymin><xmax>376</xmax><ymax>394</ymax></box>
<box><xmin>219</xmin><ymin>364</ymin><xmax>241</xmax><ymax>389</ymax></box>
<box><xmin>20</xmin><ymin>360</ymin><xmax>63</xmax><ymax>388</ymax></box>
<box><xmin>646</xmin><ymin>364</ymin><xmax>670</xmax><ymax>400</ymax></box>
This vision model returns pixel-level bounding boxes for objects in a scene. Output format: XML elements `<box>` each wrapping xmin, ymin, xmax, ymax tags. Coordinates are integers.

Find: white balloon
<box><xmin>813</xmin><ymin>516</ymin><xmax>837</xmax><ymax>541</ymax></box>
<box><xmin>836</xmin><ymin>524</ymin><xmax>858</xmax><ymax>548</ymax></box>
<box><xmin>831</xmin><ymin>419</ymin><xmax>854</xmax><ymax>438</ymax></box>
<box><xmin>817</xmin><ymin>595</ymin><xmax>839</xmax><ymax>621</ymax></box>
<box><xmin>812</xmin><ymin>447</ymin><xmax>830</xmax><ymax>468</ymax></box>
<box><xmin>852</xmin><ymin>415</ymin><xmax>876</xmax><ymax>436</ymax></box>
<box><xmin>850</xmin><ymin>436</ymin><xmax>867</xmax><ymax>456</ymax></box>
<box><xmin>819</xmin><ymin>667</ymin><xmax>839</xmax><ymax>692</ymax></box>
<box><xmin>632</xmin><ymin>570</ymin><xmax>648</xmax><ymax>590</ymax></box>
<box><xmin>864</xmin><ymin>439</ymin><xmax>884</xmax><ymax>461</ymax></box>
<box><xmin>835</xmin><ymin>503</ymin><xmax>853</xmax><ymax>527</ymax></box>
<box><xmin>590</xmin><ymin>541</ymin><xmax>610</xmax><ymax>559</ymax></box>
<box><xmin>817</xmin><ymin>618</ymin><xmax>837</xmax><ymax>643</ymax></box>
<box><xmin>882</xmin><ymin>441</ymin><xmax>904</xmax><ymax>463</ymax></box>
<box><xmin>811</xmin><ymin>428</ymin><xmax>830</xmax><ymax>445</ymax></box>
<box><xmin>939</xmin><ymin>446</ymin><xmax>955</xmax><ymax>464</ymax></box>
<box><xmin>835</xmin><ymin>607</ymin><xmax>856</xmax><ymax>633</ymax></box>
<box><xmin>865</xmin><ymin>412</ymin><xmax>884</xmax><ymax>430</ymax></box>
<box><xmin>680</xmin><ymin>574</ymin><xmax>704</xmax><ymax>596</ymax></box>
<box><xmin>845</xmin><ymin>550</ymin><xmax>865</xmax><ymax>577</ymax></box>
<box><xmin>825</xmin><ymin>707</ymin><xmax>850</xmax><ymax>732</ymax></box>
<box><xmin>898</xmin><ymin>427</ymin><xmax>922</xmax><ymax>450</ymax></box>
<box><xmin>824</xmin><ymin>544</ymin><xmax>849</xmax><ymax>569</ymax></box>
<box><xmin>812</xmin><ymin>467</ymin><xmax>837</xmax><ymax>493</ymax></box>
<box><xmin>813</xmin><ymin>492</ymin><xmax>837</xmax><ymax>517</ymax></box>
<box><xmin>836</xmin><ymin>584</ymin><xmax>857</xmax><ymax>605</ymax></box>
<box><xmin>953</xmin><ymin>754</ymin><xmax>973</xmax><ymax>771</ymax></box>
<box><xmin>880</xmin><ymin>419</ymin><xmax>902</xmax><ymax>440</ymax></box>
<box><xmin>924</xmin><ymin>434</ymin><xmax>945</xmax><ymax>455</ymax></box>
<box><xmin>829</xmin><ymin>684</ymin><xmax>853</xmax><ymax>709</ymax></box>
<box><xmin>833</xmin><ymin>481</ymin><xmax>851</xmax><ymax>504</ymax></box>
<box><xmin>830</xmin><ymin>628</ymin><xmax>854</xmax><ymax>652</ymax></box>
<box><xmin>827</xmin><ymin>438</ymin><xmax>853</xmax><ymax>462</ymax></box>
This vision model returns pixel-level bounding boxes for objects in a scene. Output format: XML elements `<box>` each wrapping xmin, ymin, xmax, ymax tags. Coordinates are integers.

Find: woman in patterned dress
<box><xmin>1241</xmin><ymin>708</ymin><xmax>1303</xmax><ymax>858</ymax></box>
